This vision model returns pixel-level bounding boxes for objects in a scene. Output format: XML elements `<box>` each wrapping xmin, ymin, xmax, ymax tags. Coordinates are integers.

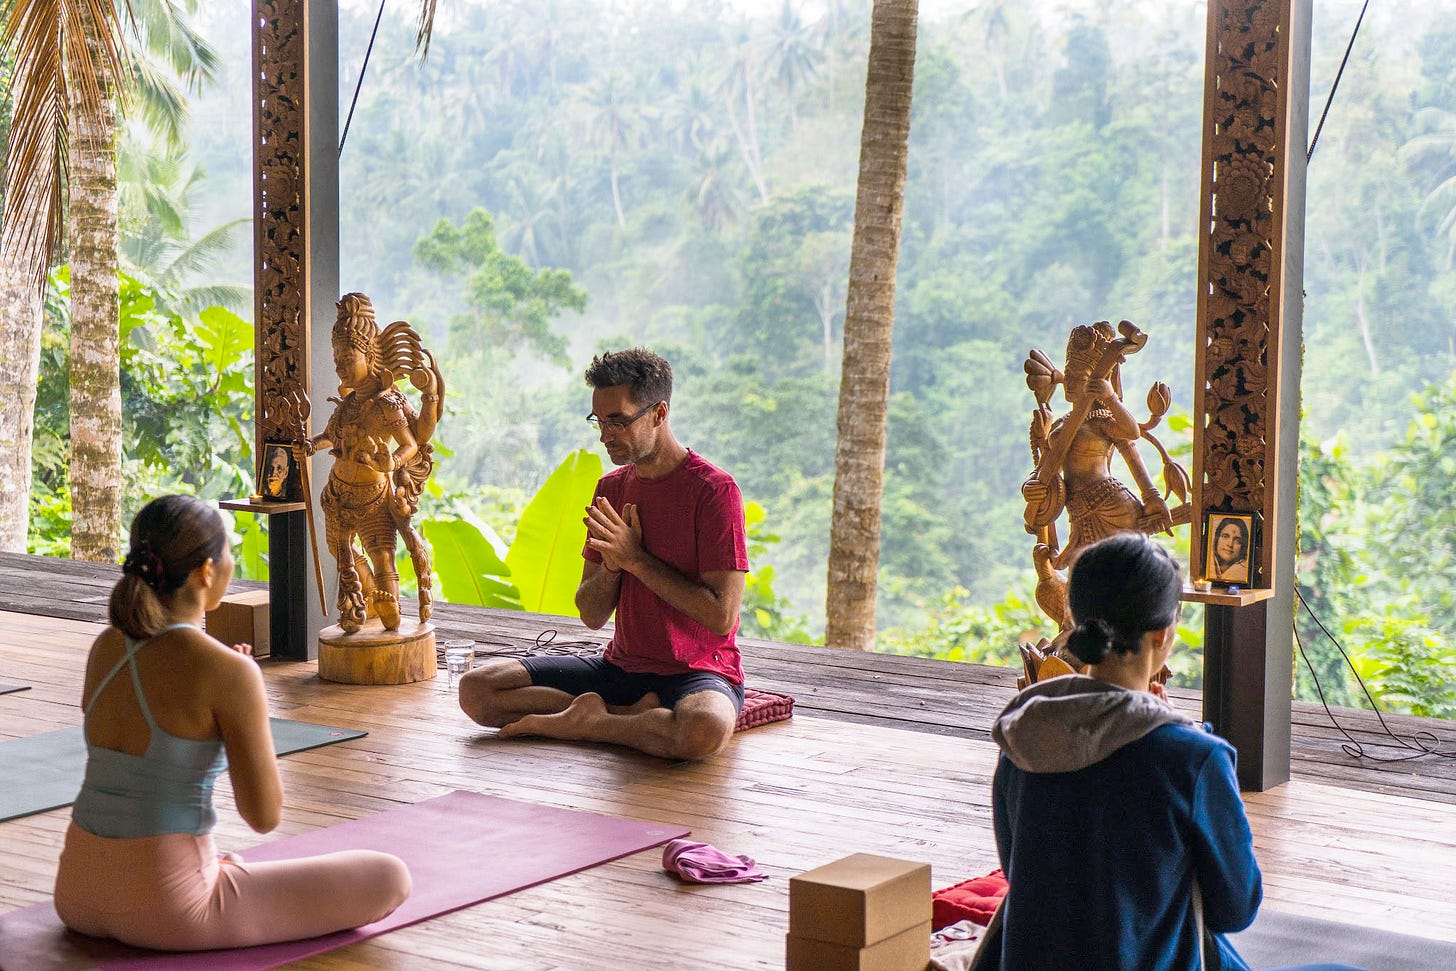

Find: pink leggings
<box><xmin>54</xmin><ymin>823</ymin><xmax>411</xmax><ymax>952</ymax></box>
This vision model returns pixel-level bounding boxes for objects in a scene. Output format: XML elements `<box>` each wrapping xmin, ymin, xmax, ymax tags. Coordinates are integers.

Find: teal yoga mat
<box><xmin>0</xmin><ymin>718</ymin><xmax>366</xmax><ymax>823</ymax></box>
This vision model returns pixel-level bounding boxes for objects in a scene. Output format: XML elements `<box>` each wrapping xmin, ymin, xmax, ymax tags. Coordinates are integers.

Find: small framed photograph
<box><xmin>259</xmin><ymin>442</ymin><xmax>301</xmax><ymax>502</ymax></box>
<box><xmin>1203</xmin><ymin>511</ymin><xmax>1257</xmax><ymax>587</ymax></box>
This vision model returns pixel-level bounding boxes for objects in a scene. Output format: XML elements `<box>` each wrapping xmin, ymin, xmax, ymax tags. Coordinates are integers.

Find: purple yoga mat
<box><xmin>0</xmin><ymin>790</ymin><xmax>690</xmax><ymax>970</ymax></box>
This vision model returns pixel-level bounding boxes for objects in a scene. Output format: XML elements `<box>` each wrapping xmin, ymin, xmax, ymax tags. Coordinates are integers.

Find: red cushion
<box><xmin>932</xmin><ymin>868</ymin><xmax>1009</xmax><ymax>930</ymax></box>
<box><xmin>734</xmin><ymin>689</ymin><xmax>794</xmax><ymax>731</ymax></box>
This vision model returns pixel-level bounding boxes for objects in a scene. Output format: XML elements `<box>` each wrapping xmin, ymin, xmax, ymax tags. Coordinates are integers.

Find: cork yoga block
<box><xmin>205</xmin><ymin>589</ymin><xmax>271</xmax><ymax>658</ymax></box>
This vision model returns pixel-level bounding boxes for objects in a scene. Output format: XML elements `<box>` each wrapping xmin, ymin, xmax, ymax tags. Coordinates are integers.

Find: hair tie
<box><xmin>1082</xmin><ymin>617</ymin><xmax>1117</xmax><ymax>645</ymax></box>
<box><xmin>122</xmin><ymin>542</ymin><xmax>166</xmax><ymax>591</ymax></box>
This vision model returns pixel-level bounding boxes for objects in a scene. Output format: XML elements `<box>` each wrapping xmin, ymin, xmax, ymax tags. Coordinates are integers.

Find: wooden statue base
<box><xmin>317</xmin><ymin>619</ymin><xmax>436</xmax><ymax>684</ymax></box>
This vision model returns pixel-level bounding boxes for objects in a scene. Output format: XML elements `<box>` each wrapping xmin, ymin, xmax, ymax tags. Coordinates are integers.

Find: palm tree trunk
<box><xmin>818</xmin><ymin>280</ymin><xmax>835</xmax><ymax>373</ymax></box>
<box><xmin>824</xmin><ymin>0</ymin><xmax>917</xmax><ymax>652</ymax></box>
<box><xmin>1355</xmin><ymin>259</ymin><xmax>1379</xmax><ymax>378</ymax></box>
<box><xmin>723</xmin><ymin>88</ymin><xmax>769</xmax><ymax>203</ymax></box>
<box><xmin>67</xmin><ymin>18</ymin><xmax>122</xmax><ymax>562</ymax></box>
<box><xmin>1160</xmin><ymin>165</ymin><xmax>1170</xmax><ymax>247</ymax></box>
<box><xmin>609</xmin><ymin>161</ymin><xmax>626</xmax><ymax>228</ymax></box>
<box><xmin>0</xmin><ymin>259</ymin><xmax>44</xmax><ymax>551</ymax></box>
<box><xmin>0</xmin><ymin>48</ymin><xmax>49</xmax><ymax>554</ymax></box>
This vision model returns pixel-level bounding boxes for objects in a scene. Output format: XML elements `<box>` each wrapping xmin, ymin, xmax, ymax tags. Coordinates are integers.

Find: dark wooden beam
<box><xmin>251</xmin><ymin>0</ymin><xmax>339</xmax><ymax>660</ymax></box>
<box><xmin>1192</xmin><ymin>0</ymin><xmax>1312</xmax><ymax>790</ymax></box>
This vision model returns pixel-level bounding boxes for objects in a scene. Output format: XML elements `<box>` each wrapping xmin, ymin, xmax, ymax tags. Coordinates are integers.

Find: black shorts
<box><xmin>519</xmin><ymin>655</ymin><xmax>745</xmax><ymax>714</ymax></box>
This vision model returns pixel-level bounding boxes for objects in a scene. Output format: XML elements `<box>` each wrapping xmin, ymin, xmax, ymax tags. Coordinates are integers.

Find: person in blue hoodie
<box><xmin>990</xmin><ymin>532</ymin><xmax>1260</xmax><ymax>970</ymax></box>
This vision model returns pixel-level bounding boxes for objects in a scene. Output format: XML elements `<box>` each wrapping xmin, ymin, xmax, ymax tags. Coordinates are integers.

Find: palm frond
<box><xmin>175</xmin><ymin>282</ymin><xmax>251</xmax><ymax>318</ymax></box>
<box><xmin>1</xmin><ymin>0</ymin><xmax>128</xmax><ymax>291</ymax></box>
<box><xmin>2</xmin><ymin>0</ymin><xmax>67</xmax><ymax>288</ymax></box>
<box><xmin>159</xmin><ymin>217</ymin><xmax>249</xmax><ymax>281</ymax></box>
<box><xmin>415</xmin><ymin>0</ymin><xmax>438</xmax><ymax>58</ymax></box>
<box><xmin>125</xmin><ymin>0</ymin><xmax>218</xmax><ymax>92</ymax></box>
<box><xmin>124</xmin><ymin>51</ymin><xmax>187</xmax><ymax>148</ymax></box>
<box><xmin>126</xmin><ymin>183</ymin><xmax>186</xmax><ymax>236</ymax></box>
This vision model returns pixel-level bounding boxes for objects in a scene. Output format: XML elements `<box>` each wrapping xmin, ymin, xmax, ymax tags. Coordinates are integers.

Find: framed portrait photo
<box><xmin>259</xmin><ymin>442</ymin><xmax>301</xmax><ymax>502</ymax></box>
<box><xmin>1203</xmin><ymin>511</ymin><xmax>1257</xmax><ymax>587</ymax></box>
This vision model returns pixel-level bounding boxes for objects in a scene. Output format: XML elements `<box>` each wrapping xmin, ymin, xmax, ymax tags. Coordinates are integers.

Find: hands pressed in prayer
<box><xmin>584</xmin><ymin>498</ymin><xmax>643</xmax><ymax>574</ymax></box>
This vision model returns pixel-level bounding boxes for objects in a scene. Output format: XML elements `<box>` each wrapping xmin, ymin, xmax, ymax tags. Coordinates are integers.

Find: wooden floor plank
<box><xmin>3</xmin><ymin>553</ymin><xmax>1456</xmax><ymax>969</ymax></box>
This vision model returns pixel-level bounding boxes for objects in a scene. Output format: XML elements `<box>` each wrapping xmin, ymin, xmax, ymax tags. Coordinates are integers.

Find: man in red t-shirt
<box><xmin>459</xmin><ymin>348</ymin><xmax>749</xmax><ymax>760</ymax></box>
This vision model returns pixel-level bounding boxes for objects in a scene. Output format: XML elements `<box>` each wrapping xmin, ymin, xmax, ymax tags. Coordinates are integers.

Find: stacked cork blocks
<box><xmin>787</xmin><ymin>853</ymin><xmax>932</xmax><ymax>971</ymax></box>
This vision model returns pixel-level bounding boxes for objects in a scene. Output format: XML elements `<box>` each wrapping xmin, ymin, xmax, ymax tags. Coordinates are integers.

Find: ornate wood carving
<box><xmin>1193</xmin><ymin>0</ymin><xmax>1298</xmax><ymax>586</ymax></box>
<box><xmin>253</xmin><ymin>0</ymin><xmax>310</xmax><ymax>448</ymax></box>
<box><xmin>1189</xmin><ymin>0</ymin><xmax>1308</xmax><ymax>791</ymax></box>
<box><xmin>1017</xmin><ymin>320</ymin><xmax>1191</xmax><ymax>686</ymax></box>
<box><xmin>1021</xmin><ymin>320</ymin><xmax>1192</xmax><ymax>624</ymax></box>
<box><xmin>307</xmin><ymin>293</ymin><xmax>442</xmax><ymax>634</ymax></box>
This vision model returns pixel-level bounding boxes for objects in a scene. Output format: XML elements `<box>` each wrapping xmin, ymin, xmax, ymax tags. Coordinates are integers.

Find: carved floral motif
<box><xmin>1200</xmin><ymin>0</ymin><xmax>1284</xmax><ymax>516</ymax></box>
<box><xmin>254</xmin><ymin>0</ymin><xmax>309</xmax><ymax>446</ymax></box>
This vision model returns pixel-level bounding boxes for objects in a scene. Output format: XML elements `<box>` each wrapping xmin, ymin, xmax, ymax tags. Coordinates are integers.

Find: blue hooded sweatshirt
<box><xmin>991</xmin><ymin>675</ymin><xmax>1262</xmax><ymax>970</ymax></box>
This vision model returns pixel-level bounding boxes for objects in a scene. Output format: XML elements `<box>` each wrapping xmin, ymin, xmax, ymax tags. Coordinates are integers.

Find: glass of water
<box><xmin>443</xmin><ymin>640</ymin><xmax>475</xmax><ymax>690</ymax></box>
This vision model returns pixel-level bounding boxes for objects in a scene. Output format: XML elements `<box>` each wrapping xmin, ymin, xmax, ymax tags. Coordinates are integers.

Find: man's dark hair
<box><xmin>584</xmin><ymin>347</ymin><xmax>673</xmax><ymax>406</ymax></box>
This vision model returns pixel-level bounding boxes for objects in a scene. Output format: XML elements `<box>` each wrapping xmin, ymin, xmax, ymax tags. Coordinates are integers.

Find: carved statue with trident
<box><xmin>306</xmin><ymin>293</ymin><xmax>443</xmax><ymax>636</ymax></box>
<box><xmin>1018</xmin><ymin>320</ymin><xmax>1191</xmax><ymax>680</ymax></box>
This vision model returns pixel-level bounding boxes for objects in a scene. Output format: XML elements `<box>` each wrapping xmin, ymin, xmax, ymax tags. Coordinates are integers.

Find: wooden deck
<box><xmin>3</xmin><ymin>552</ymin><xmax>1456</xmax><ymax>967</ymax></box>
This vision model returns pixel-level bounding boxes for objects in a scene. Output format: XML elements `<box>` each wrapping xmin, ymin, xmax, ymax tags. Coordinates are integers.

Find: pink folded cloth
<box><xmin>661</xmin><ymin>838</ymin><xmax>768</xmax><ymax>884</ymax></box>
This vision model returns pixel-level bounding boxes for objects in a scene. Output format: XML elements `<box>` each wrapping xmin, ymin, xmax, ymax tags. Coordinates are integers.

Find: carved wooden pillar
<box><xmin>1192</xmin><ymin>0</ymin><xmax>1311</xmax><ymax>790</ymax></box>
<box><xmin>251</xmin><ymin>0</ymin><xmax>338</xmax><ymax>660</ymax></box>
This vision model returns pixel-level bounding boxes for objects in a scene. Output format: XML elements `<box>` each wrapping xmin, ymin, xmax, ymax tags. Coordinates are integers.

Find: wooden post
<box><xmin>1192</xmin><ymin>0</ymin><xmax>1311</xmax><ymax>790</ymax></box>
<box><xmin>252</xmin><ymin>0</ymin><xmax>339</xmax><ymax>660</ymax></box>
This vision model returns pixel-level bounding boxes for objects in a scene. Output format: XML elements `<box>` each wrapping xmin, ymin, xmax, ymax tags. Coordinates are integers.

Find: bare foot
<box><xmin>607</xmin><ymin>692</ymin><xmax>662</xmax><ymax>716</ymax></box>
<box><xmin>498</xmin><ymin>692</ymin><xmax>610</xmax><ymax>740</ymax></box>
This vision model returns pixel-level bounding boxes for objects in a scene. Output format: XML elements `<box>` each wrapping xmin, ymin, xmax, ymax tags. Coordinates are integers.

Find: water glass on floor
<box><xmin>443</xmin><ymin>640</ymin><xmax>474</xmax><ymax>690</ymax></box>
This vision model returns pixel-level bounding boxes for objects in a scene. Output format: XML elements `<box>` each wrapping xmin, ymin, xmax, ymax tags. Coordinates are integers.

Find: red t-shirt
<box><xmin>583</xmin><ymin>451</ymin><xmax>749</xmax><ymax>683</ymax></box>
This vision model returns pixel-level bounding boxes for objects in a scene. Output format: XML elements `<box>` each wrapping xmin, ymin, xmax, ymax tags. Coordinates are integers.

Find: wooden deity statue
<box><xmin>1018</xmin><ymin>320</ymin><xmax>1191</xmax><ymax>684</ymax></box>
<box><xmin>307</xmin><ymin>293</ymin><xmax>443</xmax><ymax>669</ymax></box>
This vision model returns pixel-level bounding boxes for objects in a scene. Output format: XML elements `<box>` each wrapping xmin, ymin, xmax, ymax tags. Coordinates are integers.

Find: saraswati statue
<box><xmin>306</xmin><ymin>293</ymin><xmax>443</xmax><ymax>681</ymax></box>
<box><xmin>1018</xmin><ymin>319</ymin><xmax>1191</xmax><ymax>684</ymax></box>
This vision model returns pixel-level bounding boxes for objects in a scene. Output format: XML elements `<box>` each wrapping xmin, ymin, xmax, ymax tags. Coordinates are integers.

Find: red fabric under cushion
<box><xmin>932</xmin><ymin>868</ymin><xmax>1009</xmax><ymax>930</ymax></box>
<box><xmin>734</xmin><ymin>689</ymin><xmax>794</xmax><ymax>731</ymax></box>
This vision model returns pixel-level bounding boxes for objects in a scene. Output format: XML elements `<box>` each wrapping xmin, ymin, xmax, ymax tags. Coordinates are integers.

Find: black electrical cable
<box><xmin>1292</xmin><ymin>586</ymin><xmax>1453</xmax><ymax>762</ymax></box>
<box><xmin>1308</xmin><ymin>0</ymin><xmax>1371</xmax><ymax>163</ymax></box>
<box><xmin>339</xmin><ymin>0</ymin><xmax>390</xmax><ymax>156</ymax></box>
<box><xmin>434</xmin><ymin>628</ymin><xmax>604</xmax><ymax>667</ymax></box>
<box><xmin>1293</xmin><ymin>2</ymin><xmax>1451</xmax><ymax>760</ymax></box>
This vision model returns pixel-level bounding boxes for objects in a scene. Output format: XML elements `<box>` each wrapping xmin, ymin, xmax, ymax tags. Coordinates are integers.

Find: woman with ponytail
<box><xmin>988</xmin><ymin>532</ymin><xmax>1261</xmax><ymax>970</ymax></box>
<box><xmin>55</xmin><ymin>495</ymin><xmax>410</xmax><ymax>951</ymax></box>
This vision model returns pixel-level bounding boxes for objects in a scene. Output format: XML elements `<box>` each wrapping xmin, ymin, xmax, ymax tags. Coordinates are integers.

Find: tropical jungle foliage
<box><xmin>12</xmin><ymin>0</ymin><xmax>1456</xmax><ymax>716</ymax></box>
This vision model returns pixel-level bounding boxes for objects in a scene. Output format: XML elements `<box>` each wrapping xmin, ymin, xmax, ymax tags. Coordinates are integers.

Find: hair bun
<box><xmin>121</xmin><ymin>543</ymin><xmax>165</xmax><ymax>591</ymax></box>
<box><xmin>1066</xmin><ymin>617</ymin><xmax>1117</xmax><ymax>665</ymax></box>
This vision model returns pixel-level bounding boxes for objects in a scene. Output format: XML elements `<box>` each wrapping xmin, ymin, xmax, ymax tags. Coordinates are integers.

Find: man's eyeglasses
<box><xmin>586</xmin><ymin>400</ymin><xmax>662</xmax><ymax>434</ymax></box>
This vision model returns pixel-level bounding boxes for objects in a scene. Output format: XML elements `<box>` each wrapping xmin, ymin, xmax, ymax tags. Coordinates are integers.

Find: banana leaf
<box><xmin>424</xmin><ymin>518</ymin><xmax>523</xmax><ymax>609</ymax></box>
<box><xmin>196</xmin><ymin>305</ymin><xmax>253</xmax><ymax>376</ymax></box>
<box><xmin>506</xmin><ymin>449</ymin><xmax>602</xmax><ymax>616</ymax></box>
<box><xmin>236</xmin><ymin>514</ymin><xmax>269</xmax><ymax>581</ymax></box>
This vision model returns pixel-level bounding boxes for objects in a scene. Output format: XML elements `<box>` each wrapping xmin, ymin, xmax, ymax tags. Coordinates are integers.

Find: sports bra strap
<box><xmin>83</xmin><ymin>623</ymin><xmax>201</xmax><ymax>717</ymax></box>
